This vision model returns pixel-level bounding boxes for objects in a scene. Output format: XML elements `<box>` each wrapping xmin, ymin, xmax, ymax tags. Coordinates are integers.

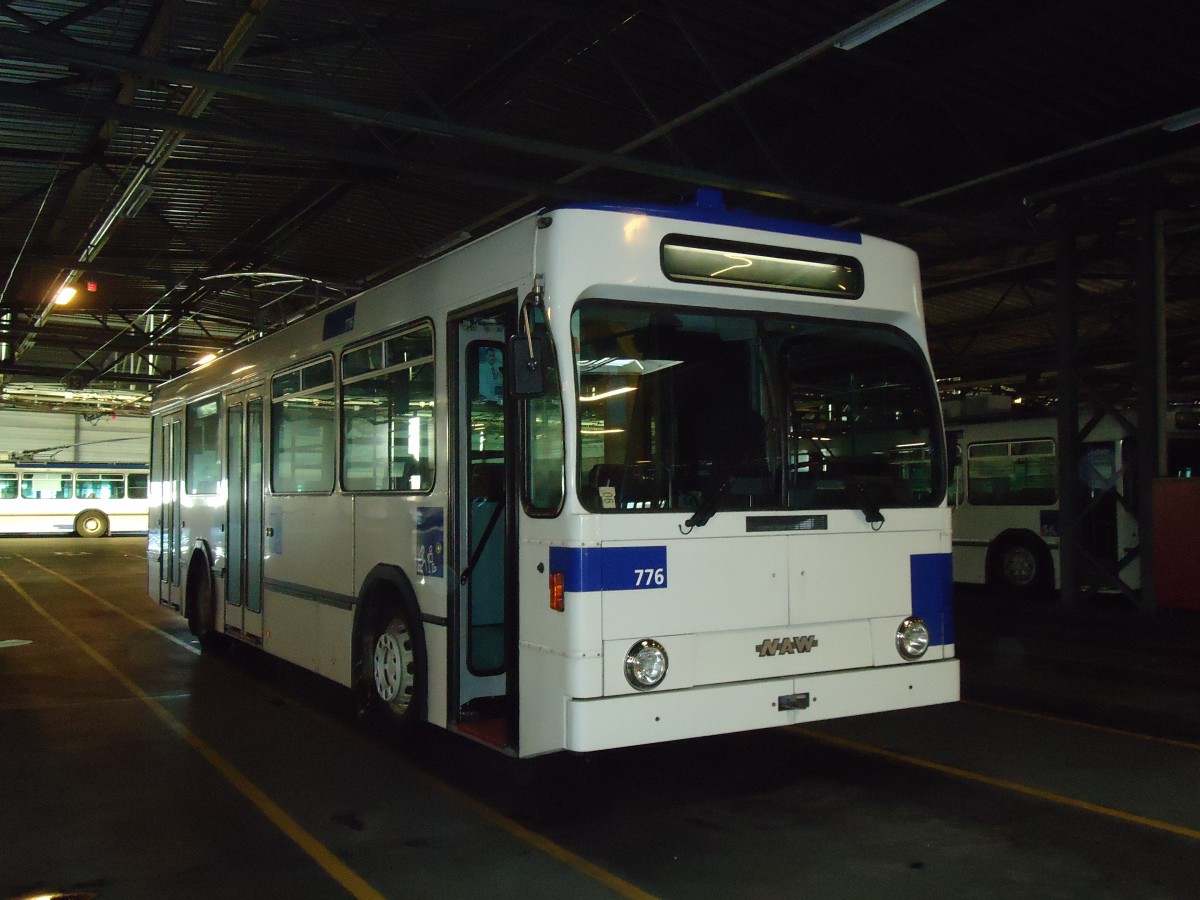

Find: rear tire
<box><xmin>186</xmin><ymin>562</ymin><xmax>221</xmax><ymax>650</ymax></box>
<box><xmin>74</xmin><ymin>509</ymin><xmax>109</xmax><ymax>538</ymax></box>
<box><xmin>991</xmin><ymin>535</ymin><xmax>1052</xmax><ymax>601</ymax></box>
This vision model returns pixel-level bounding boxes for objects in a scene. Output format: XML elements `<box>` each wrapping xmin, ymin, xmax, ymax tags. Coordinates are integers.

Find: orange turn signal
<box><xmin>550</xmin><ymin>570</ymin><xmax>564</xmax><ymax>611</ymax></box>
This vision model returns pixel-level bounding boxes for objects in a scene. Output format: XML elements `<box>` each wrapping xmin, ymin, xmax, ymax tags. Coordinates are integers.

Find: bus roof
<box><xmin>548</xmin><ymin>190</ymin><xmax>862</xmax><ymax>245</ymax></box>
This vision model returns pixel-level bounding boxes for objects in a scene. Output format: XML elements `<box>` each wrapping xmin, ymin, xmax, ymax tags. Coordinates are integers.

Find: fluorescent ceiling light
<box><xmin>53</xmin><ymin>285</ymin><xmax>77</xmax><ymax>305</ymax></box>
<box><xmin>835</xmin><ymin>0</ymin><xmax>948</xmax><ymax>50</ymax></box>
<box><xmin>580</xmin><ymin>386</ymin><xmax>637</xmax><ymax>403</ymax></box>
<box><xmin>1162</xmin><ymin>107</ymin><xmax>1200</xmax><ymax>133</ymax></box>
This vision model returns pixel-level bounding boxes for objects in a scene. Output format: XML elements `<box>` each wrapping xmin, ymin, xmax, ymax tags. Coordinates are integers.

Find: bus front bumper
<box><xmin>563</xmin><ymin>658</ymin><xmax>960</xmax><ymax>753</ymax></box>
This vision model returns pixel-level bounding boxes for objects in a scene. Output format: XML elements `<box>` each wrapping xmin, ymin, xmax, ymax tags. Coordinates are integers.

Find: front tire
<box><xmin>364</xmin><ymin>603</ymin><xmax>425</xmax><ymax>730</ymax></box>
<box><xmin>74</xmin><ymin>509</ymin><xmax>109</xmax><ymax>538</ymax></box>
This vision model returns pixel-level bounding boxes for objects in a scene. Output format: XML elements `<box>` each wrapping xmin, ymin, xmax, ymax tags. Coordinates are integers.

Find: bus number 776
<box><xmin>634</xmin><ymin>567</ymin><xmax>666</xmax><ymax>587</ymax></box>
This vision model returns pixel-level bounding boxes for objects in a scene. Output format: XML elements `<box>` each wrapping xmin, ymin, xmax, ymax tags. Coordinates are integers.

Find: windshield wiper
<box><xmin>683</xmin><ymin>421</ymin><xmax>767</xmax><ymax>530</ymax></box>
<box><xmin>847</xmin><ymin>477</ymin><xmax>885</xmax><ymax>527</ymax></box>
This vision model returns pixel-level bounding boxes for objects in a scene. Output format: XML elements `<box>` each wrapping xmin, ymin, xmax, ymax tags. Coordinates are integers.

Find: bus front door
<box><xmin>451</xmin><ymin>308</ymin><xmax>516</xmax><ymax>749</ymax></box>
<box><xmin>225</xmin><ymin>392</ymin><xmax>265</xmax><ymax>641</ymax></box>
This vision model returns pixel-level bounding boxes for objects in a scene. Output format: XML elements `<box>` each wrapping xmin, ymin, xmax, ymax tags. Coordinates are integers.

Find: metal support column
<box><xmin>1134</xmin><ymin>187</ymin><xmax>1166</xmax><ymax>613</ymax></box>
<box><xmin>1056</xmin><ymin>234</ymin><xmax>1082</xmax><ymax>604</ymax></box>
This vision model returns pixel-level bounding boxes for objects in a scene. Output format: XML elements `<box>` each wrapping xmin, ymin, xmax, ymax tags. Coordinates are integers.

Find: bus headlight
<box><xmin>895</xmin><ymin>617</ymin><xmax>931</xmax><ymax>660</ymax></box>
<box><xmin>624</xmin><ymin>639</ymin><xmax>668</xmax><ymax>690</ymax></box>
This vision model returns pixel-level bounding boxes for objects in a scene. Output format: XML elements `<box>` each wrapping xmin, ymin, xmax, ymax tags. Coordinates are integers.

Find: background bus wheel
<box><xmin>74</xmin><ymin>509</ymin><xmax>109</xmax><ymax>538</ymax></box>
<box><xmin>367</xmin><ymin>607</ymin><xmax>424</xmax><ymax>730</ymax></box>
<box><xmin>993</xmin><ymin>536</ymin><xmax>1050</xmax><ymax>600</ymax></box>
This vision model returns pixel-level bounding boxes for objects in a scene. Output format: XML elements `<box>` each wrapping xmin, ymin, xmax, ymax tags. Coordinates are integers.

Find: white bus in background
<box><xmin>945</xmin><ymin>415</ymin><xmax>1133</xmax><ymax>598</ymax></box>
<box><xmin>946</xmin><ymin>409</ymin><xmax>1200</xmax><ymax>598</ymax></box>
<box><xmin>148</xmin><ymin>195</ymin><xmax>958</xmax><ymax>757</ymax></box>
<box><xmin>0</xmin><ymin>461</ymin><xmax>150</xmax><ymax>536</ymax></box>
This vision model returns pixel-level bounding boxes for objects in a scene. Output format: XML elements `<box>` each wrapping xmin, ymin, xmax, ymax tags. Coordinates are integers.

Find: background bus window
<box><xmin>21</xmin><ymin>472</ymin><xmax>72</xmax><ymax>499</ymax></box>
<box><xmin>76</xmin><ymin>474</ymin><xmax>125</xmax><ymax>500</ymax></box>
<box><xmin>273</xmin><ymin>358</ymin><xmax>336</xmax><ymax>493</ymax></box>
<box><xmin>127</xmin><ymin>472</ymin><xmax>149</xmax><ymax>499</ymax></box>
<box><xmin>967</xmin><ymin>439</ymin><xmax>1056</xmax><ymax>505</ymax></box>
<box><xmin>186</xmin><ymin>397</ymin><xmax>221</xmax><ymax>495</ymax></box>
<box><xmin>0</xmin><ymin>473</ymin><xmax>16</xmax><ymax>499</ymax></box>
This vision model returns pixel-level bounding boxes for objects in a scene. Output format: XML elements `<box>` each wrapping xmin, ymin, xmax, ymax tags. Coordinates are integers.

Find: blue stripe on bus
<box><xmin>552</xmin><ymin>197</ymin><xmax>862</xmax><ymax>245</ymax></box>
<box><xmin>910</xmin><ymin>552</ymin><xmax>954</xmax><ymax>646</ymax></box>
<box><xmin>549</xmin><ymin>545</ymin><xmax>668</xmax><ymax>593</ymax></box>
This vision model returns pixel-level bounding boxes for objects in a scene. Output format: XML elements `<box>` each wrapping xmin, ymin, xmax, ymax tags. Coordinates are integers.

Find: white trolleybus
<box><xmin>946</xmin><ymin>414</ymin><xmax>1135</xmax><ymax>599</ymax></box>
<box><xmin>148</xmin><ymin>196</ymin><xmax>959</xmax><ymax>756</ymax></box>
<box><xmin>947</xmin><ymin>408</ymin><xmax>1200</xmax><ymax>599</ymax></box>
<box><xmin>0</xmin><ymin>461</ymin><xmax>149</xmax><ymax>537</ymax></box>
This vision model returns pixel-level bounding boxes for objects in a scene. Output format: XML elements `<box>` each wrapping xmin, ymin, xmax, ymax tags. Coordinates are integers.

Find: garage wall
<box><xmin>0</xmin><ymin>410</ymin><xmax>150</xmax><ymax>463</ymax></box>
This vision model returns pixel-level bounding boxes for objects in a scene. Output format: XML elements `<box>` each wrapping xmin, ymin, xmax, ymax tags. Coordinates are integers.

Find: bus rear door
<box><xmin>225</xmin><ymin>390</ymin><xmax>265</xmax><ymax>641</ymax></box>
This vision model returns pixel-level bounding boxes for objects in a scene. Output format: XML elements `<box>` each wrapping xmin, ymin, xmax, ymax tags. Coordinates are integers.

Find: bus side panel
<box><xmin>263</xmin><ymin>591</ymin><xmax>319</xmax><ymax>671</ymax></box>
<box><xmin>261</xmin><ymin>493</ymin><xmax>354</xmax><ymax>675</ymax></box>
<box><xmin>353</xmin><ymin>492</ymin><xmax>451</xmax><ymax>726</ymax></box>
<box><xmin>951</xmin><ymin>542</ymin><xmax>988</xmax><ymax>585</ymax></box>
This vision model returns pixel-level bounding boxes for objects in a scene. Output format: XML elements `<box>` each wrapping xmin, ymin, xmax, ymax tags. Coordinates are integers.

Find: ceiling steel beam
<box><xmin>0</xmin><ymin>27</ymin><xmax>1033</xmax><ymax>239</ymax></box>
<box><xmin>0</xmin><ymin>358</ymin><xmax>161</xmax><ymax>384</ymax></box>
<box><xmin>1</xmin><ymin>0</ymin><xmax>273</xmax><ymax>379</ymax></box>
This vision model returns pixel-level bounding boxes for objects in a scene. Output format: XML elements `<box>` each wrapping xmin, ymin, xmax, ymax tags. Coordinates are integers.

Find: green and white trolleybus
<box><xmin>1</xmin><ymin>461</ymin><xmax>149</xmax><ymax>536</ymax></box>
<box><xmin>148</xmin><ymin>195</ymin><xmax>959</xmax><ymax>756</ymax></box>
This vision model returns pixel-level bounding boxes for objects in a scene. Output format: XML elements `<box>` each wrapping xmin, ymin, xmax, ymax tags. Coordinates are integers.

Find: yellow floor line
<box><xmin>960</xmin><ymin>699</ymin><xmax>1200</xmax><ymax>752</ymax></box>
<box><xmin>8</xmin><ymin>557</ymin><xmax>658</xmax><ymax>899</ymax></box>
<box><xmin>790</xmin><ymin>725</ymin><xmax>1200</xmax><ymax>842</ymax></box>
<box><xmin>3</xmin><ymin>567</ymin><xmax>386</xmax><ymax>900</ymax></box>
<box><xmin>416</xmin><ymin>771</ymin><xmax>657</xmax><ymax>899</ymax></box>
<box><xmin>19</xmin><ymin>555</ymin><xmax>200</xmax><ymax>657</ymax></box>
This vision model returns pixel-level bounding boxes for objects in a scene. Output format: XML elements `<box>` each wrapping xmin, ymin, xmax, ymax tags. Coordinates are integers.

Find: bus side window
<box><xmin>128</xmin><ymin>473</ymin><xmax>149</xmax><ymax>499</ymax></box>
<box><xmin>341</xmin><ymin>325</ymin><xmax>435</xmax><ymax>493</ymax></box>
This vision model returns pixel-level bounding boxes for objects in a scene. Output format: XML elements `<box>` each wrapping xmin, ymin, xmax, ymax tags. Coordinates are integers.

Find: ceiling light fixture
<box><xmin>834</xmin><ymin>0</ymin><xmax>948</xmax><ymax>50</ymax></box>
<box><xmin>53</xmin><ymin>285</ymin><xmax>77</xmax><ymax>305</ymax></box>
<box><xmin>1162</xmin><ymin>107</ymin><xmax>1200</xmax><ymax>133</ymax></box>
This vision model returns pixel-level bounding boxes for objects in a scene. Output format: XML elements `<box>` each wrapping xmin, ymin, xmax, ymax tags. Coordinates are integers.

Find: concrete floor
<box><xmin>1</xmin><ymin>537</ymin><xmax>1198</xmax><ymax>899</ymax></box>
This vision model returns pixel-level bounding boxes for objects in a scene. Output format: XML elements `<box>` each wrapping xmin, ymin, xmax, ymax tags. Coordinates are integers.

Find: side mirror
<box><xmin>508</xmin><ymin>331</ymin><xmax>548</xmax><ymax>398</ymax></box>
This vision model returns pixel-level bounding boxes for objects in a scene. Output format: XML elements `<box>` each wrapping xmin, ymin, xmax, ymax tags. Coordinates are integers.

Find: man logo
<box><xmin>756</xmin><ymin>635</ymin><xmax>819</xmax><ymax>657</ymax></box>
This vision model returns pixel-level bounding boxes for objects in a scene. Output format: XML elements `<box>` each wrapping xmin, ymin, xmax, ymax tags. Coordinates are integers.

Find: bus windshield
<box><xmin>573</xmin><ymin>300</ymin><xmax>944</xmax><ymax>518</ymax></box>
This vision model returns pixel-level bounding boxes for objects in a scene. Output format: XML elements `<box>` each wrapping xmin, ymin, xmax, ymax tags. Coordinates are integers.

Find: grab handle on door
<box><xmin>265</xmin><ymin>526</ymin><xmax>274</xmax><ymax>537</ymax></box>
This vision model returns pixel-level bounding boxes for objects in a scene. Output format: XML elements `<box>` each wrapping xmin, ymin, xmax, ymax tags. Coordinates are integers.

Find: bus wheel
<box><xmin>994</xmin><ymin>537</ymin><xmax>1049</xmax><ymax>599</ymax></box>
<box><xmin>186</xmin><ymin>562</ymin><xmax>220</xmax><ymax>650</ymax></box>
<box><xmin>367</xmin><ymin>607</ymin><xmax>424</xmax><ymax>729</ymax></box>
<box><xmin>74</xmin><ymin>509</ymin><xmax>109</xmax><ymax>538</ymax></box>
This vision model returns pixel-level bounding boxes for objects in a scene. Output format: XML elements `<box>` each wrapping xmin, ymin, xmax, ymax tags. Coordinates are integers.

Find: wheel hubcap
<box><xmin>1003</xmin><ymin>547</ymin><xmax>1036</xmax><ymax>587</ymax></box>
<box><xmin>373</xmin><ymin>626</ymin><xmax>414</xmax><ymax>710</ymax></box>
